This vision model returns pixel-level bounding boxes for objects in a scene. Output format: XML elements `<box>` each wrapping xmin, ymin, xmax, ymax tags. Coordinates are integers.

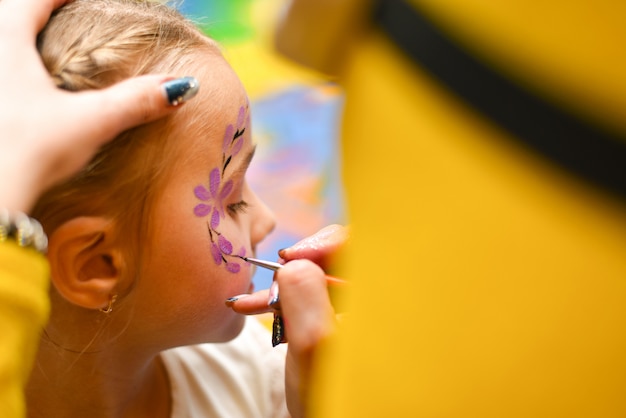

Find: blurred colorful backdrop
<box><xmin>178</xmin><ymin>0</ymin><xmax>346</xmax><ymax>290</ymax></box>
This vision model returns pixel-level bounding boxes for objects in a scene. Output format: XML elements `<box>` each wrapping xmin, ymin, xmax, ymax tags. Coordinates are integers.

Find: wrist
<box><xmin>0</xmin><ymin>154</ymin><xmax>44</xmax><ymax>212</ymax></box>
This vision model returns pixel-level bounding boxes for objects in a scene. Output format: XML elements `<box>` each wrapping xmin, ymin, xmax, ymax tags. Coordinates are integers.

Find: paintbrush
<box><xmin>234</xmin><ymin>255</ymin><xmax>347</xmax><ymax>285</ymax></box>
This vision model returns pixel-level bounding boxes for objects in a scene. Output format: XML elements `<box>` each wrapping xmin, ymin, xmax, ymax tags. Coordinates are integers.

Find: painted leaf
<box><xmin>231</xmin><ymin>136</ymin><xmax>243</xmax><ymax>156</ymax></box>
<box><xmin>236</xmin><ymin>106</ymin><xmax>245</xmax><ymax>129</ymax></box>
<box><xmin>223</xmin><ymin>155</ymin><xmax>232</xmax><ymax>173</ymax></box>
<box><xmin>223</xmin><ymin>124</ymin><xmax>234</xmax><ymax>151</ymax></box>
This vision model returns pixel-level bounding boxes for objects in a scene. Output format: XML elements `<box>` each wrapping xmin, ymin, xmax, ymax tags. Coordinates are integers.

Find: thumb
<box><xmin>74</xmin><ymin>75</ymin><xmax>200</xmax><ymax>146</ymax></box>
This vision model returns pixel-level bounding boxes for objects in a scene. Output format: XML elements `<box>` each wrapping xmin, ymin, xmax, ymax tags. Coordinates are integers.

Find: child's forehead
<box><xmin>191</xmin><ymin>54</ymin><xmax>248</xmax><ymax>116</ymax></box>
<box><xmin>160</xmin><ymin>52</ymin><xmax>251</xmax><ymax>156</ymax></box>
<box><xmin>164</xmin><ymin>92</ymin><xmax>251</xmax><ymax>165</ymax></box>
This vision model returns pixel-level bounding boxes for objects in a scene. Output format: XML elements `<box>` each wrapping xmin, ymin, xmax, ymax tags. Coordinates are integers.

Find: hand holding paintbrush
<box><xmin>225</xmin><ymin>225</ymin><xmax>349</xmax><ymax>418</ymax></box>
<box><xmin>225</xmin><ymin>224</ymin><xmax>349</xmax><ymax>346</ymax></box>
<box><xmin>233</xmin><ymin>255</ymin><xmax>347</xmax><ymax>346</ymax></box>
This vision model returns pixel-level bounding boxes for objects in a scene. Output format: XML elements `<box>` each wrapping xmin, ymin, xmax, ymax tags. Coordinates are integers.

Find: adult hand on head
<box><xmin>0</xmin><ymin>0</ymin><xmax>198</xmax><ymax>213</ymax></box>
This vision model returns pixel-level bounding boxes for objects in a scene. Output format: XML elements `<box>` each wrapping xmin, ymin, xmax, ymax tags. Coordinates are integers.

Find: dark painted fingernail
<box><xmin>225</xmin><ymin>294</ymin><xmax>249</xmax><ymax>306</ymax></box>
<box><xmin>272</xmin><ymin>313</ymin><xmax>286</xmax><ymax>347</ymax></box>
<box><xmin>163</xmin><ymin>76</ymin><xmax>199</xmax><ymax>106</ymax></box>
<box><xmin>277</xmin><ymin>248</ymin><xmax>288</xmax><ymax>259</ymax></box>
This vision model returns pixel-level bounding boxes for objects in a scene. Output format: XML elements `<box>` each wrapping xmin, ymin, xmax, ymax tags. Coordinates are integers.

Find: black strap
<box><xmin>374</xmin><ymin>0</ymin><xmax>626</xmax><ymax>201</ymax></box>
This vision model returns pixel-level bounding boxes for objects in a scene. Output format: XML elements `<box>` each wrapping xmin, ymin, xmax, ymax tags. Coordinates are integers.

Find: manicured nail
<box><xmin>225</xmin><ymin>294</ymin><xmax>249</xmax><ymax>306</ymax></box>
<box><xmin>277</xmin><ymin>248</ymin><xmax>288</xmax><ymax>259</ymax></box>
<box><xmin>163</xmin><ymin>76</ymin><xmax>199</xmax><ymax>106</ymax></box>
<box><xmin>268</xmin><ymin>281</ymin><xmax>280</xmax><ymax>307</ymax></box>
<box><xmin>272</xmin><ymin>313</ymin><xmax>286</xmax><ymax>347</ymax></box>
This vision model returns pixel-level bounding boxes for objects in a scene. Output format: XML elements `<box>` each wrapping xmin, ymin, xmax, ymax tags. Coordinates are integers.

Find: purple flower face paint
<box><xmin>193</xmin><ymin>104</ymin><xmax>250</xmax><ymax>273</ymax></box>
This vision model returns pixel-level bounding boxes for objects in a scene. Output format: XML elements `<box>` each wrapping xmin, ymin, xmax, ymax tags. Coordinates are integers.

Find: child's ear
<box><xmin>47</xmin><ymin>217</ymin><xmax>125</xmax><ymax>311</ymax></box>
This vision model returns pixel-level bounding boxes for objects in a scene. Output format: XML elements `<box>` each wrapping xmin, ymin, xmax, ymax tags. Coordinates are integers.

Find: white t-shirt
<box><xmin>160</xmin><ymin>316</ymin><xmax>289</xmax><ymax>418</ymax></box>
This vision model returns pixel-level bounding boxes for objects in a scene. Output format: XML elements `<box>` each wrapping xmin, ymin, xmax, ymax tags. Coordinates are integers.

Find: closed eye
<box><xmin>227</xmin><ymin>200</ymin><xmax>249</xmax><ymax>215</ymax></box>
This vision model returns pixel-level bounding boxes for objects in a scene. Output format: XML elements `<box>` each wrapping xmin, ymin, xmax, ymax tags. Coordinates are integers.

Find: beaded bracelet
<box><xmin>0</xmin><ymin>209</ymin><xmax>48</xmax><ymax>254</ymax></box>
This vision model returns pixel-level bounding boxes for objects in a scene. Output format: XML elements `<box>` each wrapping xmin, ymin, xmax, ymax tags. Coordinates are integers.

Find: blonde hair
<box><xmin>33</xmin><ymin>0</ymin><xmax>220</xmax><ymax>275</ymax></box>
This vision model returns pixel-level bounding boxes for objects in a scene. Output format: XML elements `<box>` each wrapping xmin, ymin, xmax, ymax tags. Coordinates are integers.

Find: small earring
<box><xmin>99</xmin><ymin>294</ymin><xmax>118</xmax><ymax>313</ymax></box>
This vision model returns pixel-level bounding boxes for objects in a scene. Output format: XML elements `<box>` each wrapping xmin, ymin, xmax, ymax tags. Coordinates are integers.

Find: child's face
<box><xmin>127</xmin><ymin>54</ymin><xmax>275</xmax><ymax>346</ymax></box>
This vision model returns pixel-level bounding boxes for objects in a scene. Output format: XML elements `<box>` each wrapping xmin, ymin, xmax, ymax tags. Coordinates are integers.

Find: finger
<box><xmin>278</xmin><ymin>224</ymin><xmax>349</xmax><ymax>265</ymax></box>
<box><xmin>225</xmin><ymin>289</ymin><xmax>272</xmax><ymax>315</ymax></box>
<box><xmin>276</xmin><ymin>260</ymin><xmax>336</xmax><ymax>351</ymax></box>
<box><xmin>70</xmin><ymin>75</ymin><xmax>199</xmax><ymax>148</ymax></box>
<box><xmin>0</xmin><ymin>0</ymin><xmax>68</xmax><ymax>36</ymax></box>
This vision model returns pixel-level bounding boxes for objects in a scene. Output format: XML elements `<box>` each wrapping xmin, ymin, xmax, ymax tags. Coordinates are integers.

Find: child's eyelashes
<box><xmin>227</xmin><ymin>200</ymin><xmax>249</xmax><ymax>216</ymax></box>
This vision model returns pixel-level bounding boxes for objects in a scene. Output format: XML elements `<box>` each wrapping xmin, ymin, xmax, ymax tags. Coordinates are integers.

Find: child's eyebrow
<box><xmin>227</xmin><ymin>145</ymin><xmax>257</xmax><ymax>181</ymax></box>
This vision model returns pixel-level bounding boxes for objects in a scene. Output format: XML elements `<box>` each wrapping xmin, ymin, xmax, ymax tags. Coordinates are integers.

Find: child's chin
<box><xmin>215</xmin><ymin>313</ymin><xmax>247</xmax><ymax>342</ymax></box>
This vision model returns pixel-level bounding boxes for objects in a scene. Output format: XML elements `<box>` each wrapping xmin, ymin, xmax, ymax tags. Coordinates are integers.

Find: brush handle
<box><xmin>243</xmin><ymin>256</ymin><xmax>347</xmax><ymax>286</ymax></box>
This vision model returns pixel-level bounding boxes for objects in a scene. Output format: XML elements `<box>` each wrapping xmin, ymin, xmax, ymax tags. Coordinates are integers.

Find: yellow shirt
<box><xmin>0</xmin><ymin>242</ymin><xmax>50</xmax><ymax>417</ymax></box>
<box><xmin>278</xmin><ymin>1</ymin><xmax>626</xmax><ymax>417</ymax></box>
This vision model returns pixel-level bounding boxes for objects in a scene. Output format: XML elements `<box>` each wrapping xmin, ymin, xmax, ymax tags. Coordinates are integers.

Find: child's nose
<box><xmin>249</xmin><ymin>189</ymin><xmax>276</xmax><ymax>246</ymax></box>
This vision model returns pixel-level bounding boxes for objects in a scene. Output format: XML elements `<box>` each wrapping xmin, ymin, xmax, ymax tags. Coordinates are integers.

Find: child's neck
<box><xmin>26</xmin><ymin>321</ymin><xmax>172</xmax><ymax>418</ymax></box>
